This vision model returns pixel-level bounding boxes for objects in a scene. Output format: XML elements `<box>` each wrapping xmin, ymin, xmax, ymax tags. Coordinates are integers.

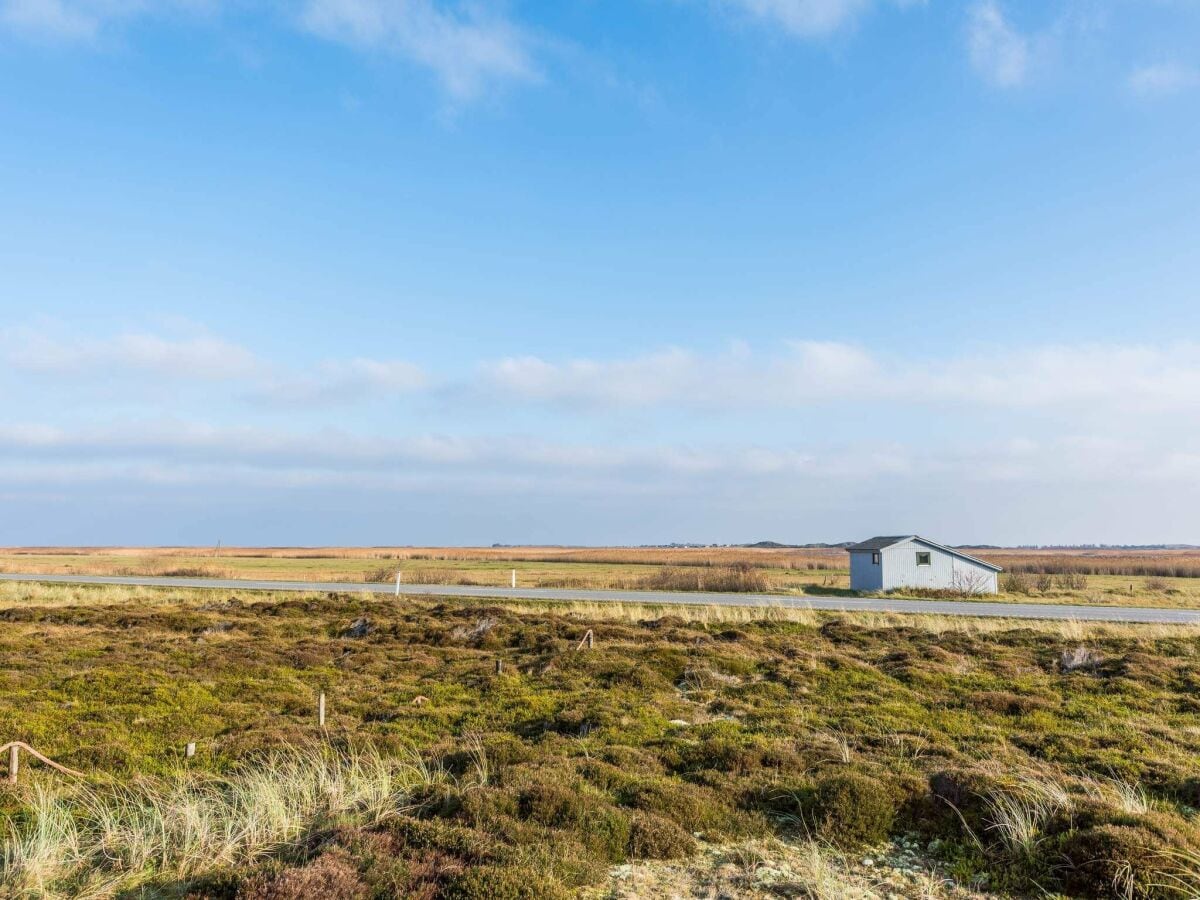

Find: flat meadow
<box><xmin>3</xmin><ymin>544</ymin><xmax>1200</xmax><ymax>608</ymax></box>
<box><xmin>3</xmin><ymin>580</ymin><xmax>1200</xmax><ymax>898</ymax></box>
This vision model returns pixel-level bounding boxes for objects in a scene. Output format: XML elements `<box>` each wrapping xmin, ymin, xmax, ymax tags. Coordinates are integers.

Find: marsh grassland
<box><xmin>3</xmin><ymin>582</ymin><xmax>1200</xmax><ymax>898</ymax></box>
<box><xmin>4</xmin><ymin>545</ymin><xmax>1200</xmax><ymax>609</ymax></box>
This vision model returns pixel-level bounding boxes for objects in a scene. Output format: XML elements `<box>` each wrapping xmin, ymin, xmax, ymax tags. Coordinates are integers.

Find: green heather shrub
<box><xmin>1059</xmin><ymin>825</ymin><xmax>1185</xmax><ymax>899</ymax></box>
<box><xmin>928</xmin><ymin>768</ymin><xmax>1005</xmax><ymax>836</ymax></box>
<box><xmin>812</xmin><ymin>771</ymin><xmax>897</xmax><ymax>848</ymax></box>
<box><xmin>619</xmin><ymin>777</ymin><xmax>751</xmax><ymax>837</ymax></box>
<box><xmin>441</xmin><ymin>866</ymin><xmax>572</xmax><ymax>900</ymax></box>
<box><xmin>237</xmin><ymin>850</ymin><xmax>368</xmax><ymax>900</ymax></box>
<box><xmin>627</xmin><ymin>812</ymin><xmax>698</xmax><ymax>859</ymax></box>
<box><xmin>385</xmin><ymin>816</ymin><xmax>492</xmax><ymax>861</ymax></box>
<box><xmin>515</xmin><ymin>782</ymin><xmax>632</xmax><ymax>862</ymax></box>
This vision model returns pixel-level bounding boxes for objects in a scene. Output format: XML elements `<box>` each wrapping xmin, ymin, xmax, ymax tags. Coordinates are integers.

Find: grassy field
<box><xmin>3</xmin><ymin>545</ymin><xmax>1200</xmax><ymax>609</ymax></box>
<box><xmin>3</xmin><ymin>581</ymin><xmax>1200</xmax><ymax>898</ymax></box>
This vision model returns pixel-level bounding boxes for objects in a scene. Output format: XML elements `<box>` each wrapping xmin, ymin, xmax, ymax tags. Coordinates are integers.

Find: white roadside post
<box><xmin>395</xmin><ymin>570</ymin><xmax>402</xmax><ymax>596</ymax></box>
<box><xmin>511</xmin><ymin>569</ymin><xmax>516</xmax><ymax>589</ymax></box>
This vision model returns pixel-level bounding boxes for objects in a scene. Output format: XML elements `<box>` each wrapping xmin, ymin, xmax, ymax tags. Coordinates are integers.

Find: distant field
<box><xmin>3</xmin><ymin>545</ymin><xmax>1200</xmax><ymax>609</ymax></box>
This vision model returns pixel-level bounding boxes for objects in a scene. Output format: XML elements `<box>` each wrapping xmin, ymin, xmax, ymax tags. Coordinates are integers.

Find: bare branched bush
<box><xmin>951</xmin><ymin>569</ymin><xmax>992</xmax><ymax>597</ymax></box>
<box><xmin>1055</xmin><ymin>571</ymin><xmax>1089</xmax><ymax>590</ymax></box>
<box><xmin>1001</xmin><ymin>572</ymin><xmax>1032</xmax><ymax>594</ymax></box>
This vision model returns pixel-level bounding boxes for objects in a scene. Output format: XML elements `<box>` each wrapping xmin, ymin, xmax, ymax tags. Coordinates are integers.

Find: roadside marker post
<box><xmin>318</xmin><ymin>692</ymin><xmax>326</xmax><ymax>728</ymax></box>
<box><xmin>511</xmin><ymin>570</ymin><xmax>516</xmax><ymax>589</ymax></box>
<box><xmin>395</xmin><ymin>570</ymin><xmax>402</xmax><ymax>596</ymax></box>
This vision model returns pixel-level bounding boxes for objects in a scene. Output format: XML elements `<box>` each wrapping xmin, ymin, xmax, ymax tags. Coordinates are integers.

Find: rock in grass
<box><xmin>340</xmin><ymin>617</ymin><xmax>373</xmax><ymax>639</ymax></box>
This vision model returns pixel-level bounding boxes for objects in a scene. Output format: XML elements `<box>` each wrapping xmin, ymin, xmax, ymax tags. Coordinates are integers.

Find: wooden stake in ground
<box><xmin>318</xmin><ymin>692</ymin><xmax>326</xmax><ymax>728</ymax></box>
<box><xmin>1</xmin><ymin>741</ymin><xmax>86</xmax><ymax>784</ymax></box>
<box><xmin>576</xmin><ymin>629</ymin><xmax>595</xmax><ymax>651</ymax></box>
<box><xmin>495</xmin><ymin>658</ymin><xmax>504</xmax><ymax>675</ymax></box>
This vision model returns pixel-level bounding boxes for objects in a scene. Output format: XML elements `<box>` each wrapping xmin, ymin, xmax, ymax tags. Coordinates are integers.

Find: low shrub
<box><xmin>1056</xmin><ymin>571</ymin><xmax>1089</xmax><ymax>590</ymax></box>
<box><xmin>811</xmin><ymin>771</ymin><xmax>897</xmax><ymax>848</ymax></box>
<box><xmin>237</xmin><ymin>850</ymin><xmax>368</xmax><ymax>900</ymax></box>
<box><xmin>620</xmin><ymin>777</ymin><xmax>750</xmax><ymax>837</ymax></box>
<box><xmin>441</xmin><ymin>866</ymin><xmax>572</xmax><ymax>900</ymax></box>
<box><xmin>627</xmin><ymin>812</ymin><xmax>698</xmax><ymax>859</ymax></box>
<box><xmin>928</xmin><ymin>768</ymin><xmax>1004</xmax><ymax>836</ymax></box>
<box><xmin>1001</xmin><ymin>572</ymin><xmax>1032</xmax><ymax>594</ymax></box>
<box><xmin>1059</xmin><ymin>825</ymin><xmax>1183</xmax><ymax>899</ymax></box>
<box><xmin>516</xmin><ymin>782</ymin><xmax>632</xmax><ymax>862</ymax></box>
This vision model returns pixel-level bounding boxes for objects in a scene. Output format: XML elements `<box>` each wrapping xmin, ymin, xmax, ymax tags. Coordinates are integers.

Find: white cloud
<box><xmin>3</xmin><ymin>325</ymin><xmax>428</xmax><ymax>404</ymax></box>
<box><xmin>3</xmin><ymin>328</ymin><xmax>262</xmax><ymax>380</ymax></box>
<box><xmin>0</xmin><ymin>0</ymin><xmax>96</xmax><ymax>39</ymax></box>
<box><xmin>299</xmin><ymin>0</ymin><xmax>536</xmax><ymax>99</ymax></box>
<box><xmin>716</xmin><ymin>0</ymin><xmax>923</xmax><ymax>39</ymax></box>
<box><xmin>0</xmin><ymin>419</ymin><xmax>1193</xmax><ymax>502</ymax></box>
<box><xmin>967</xmin><ymin>1</ymin><xmax>1029</xmax><ymax>87</ymax></box>
<box><xmin>478</xmin><ymin>341</ymin><xmax>1200</xmax><ymax>415</ymax></box>
<box><xmin>1128</xmin><ymin>62</ymin><xmax>1200</xmax><ymax>97</ymax></box>
<box><xmin>252</xmin><ymin>357</ymin><xmax>428</xmax><ymax>405</ymax></box>
<box><xmin>723</xmin><ymin>0</ymin><xmax>870</xmax><ymax>37</ymax></box>
<box><xmin>0</xmin><ymin>0</ymin><xmax>535</xmax><ymax>101</ymax></box>
<box><xmin>0</xmin><ymin>0</ymin><xmax>214</xmax><ymax>40</ymax></box>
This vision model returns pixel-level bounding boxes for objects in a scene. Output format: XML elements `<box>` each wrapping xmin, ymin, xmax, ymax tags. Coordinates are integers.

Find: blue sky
<box><xmin>2</xmin><ymin>0</ymin><xmax>1199</xmax><ymax>546</ymax></box>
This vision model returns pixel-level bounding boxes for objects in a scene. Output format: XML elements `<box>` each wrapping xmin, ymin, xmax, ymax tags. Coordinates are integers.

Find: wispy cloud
<box><xmin>299</xmin><ymin>0</ymin><xmax>537</xmax><ymax>100</ymax></box>
<box><xmin>0</xmin><ymin>0</ymin><xmax>535</xmax><ymax>101</ymax></box>
<box><xmin>0</xmin><ymin>0</ymin><xmax>216</xmax><ymax>41</ymax></box>
<box><xmin>1127</xmin><ymin>61</ymin><xmax>1200</xmax><ymax>98</ymax></box>
<box><xmin>251</xmin><ymin>357</ymin><xmax>428</xmax><ymax>406</ymax></box>
<box><xmin>2</xmin><ymin>327</ymin><xmax>262</xmax><ymax>380</ymax></box>
<box><xmin>966</xmin><ymin>0</ymin><xmax>1029</xmax><ymax>87</ymax></box>
<box><xmin>0</xmin><ymin>0</ymin><xmax>96</xmax><ymax>39</ymax></box>
<box><xmin>479</xmin><ymin>341</ymin><xmax>1200</xmax><ymax>415</ymax></box>
<box><xmin>715</xmin><ymin>0</ymin><xmax>923</xmax><ymax>39</ymax></box>
<box><xmin>0</xmin><ymin>420</ymin><xmax>1192</xmax><ymax>500</ymax></box>
<box><xmin>3</xmin><ymin>325</ymin><xmax>428</xmax><ymax>404</ymax></box>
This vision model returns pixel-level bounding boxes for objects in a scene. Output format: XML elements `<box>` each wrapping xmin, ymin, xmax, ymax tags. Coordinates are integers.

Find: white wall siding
<box><xmin>882</xmin><ymin>538</ymin><xmax>954</xmax><ymax>591</ymax></box>
<box><xmin>852</xmin><ymin>538</ymin><xmax>999</xmax><ymax>594</ymax></box>
<box><xmin>849</xmin><ymin>551</ymin><xmax>883</xmax><ymax>591</ymax></box>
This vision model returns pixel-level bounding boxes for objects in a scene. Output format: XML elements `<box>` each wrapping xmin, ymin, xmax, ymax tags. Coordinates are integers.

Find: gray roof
<box><xmin>847</xmin><ymin>536</ymin><xmax>915</xmax><ymax>551</ymax></box>
<box><xmin>847</xmin><ymin>535</ymin><xmax>1003</xmax><ymax>572</ymax></box>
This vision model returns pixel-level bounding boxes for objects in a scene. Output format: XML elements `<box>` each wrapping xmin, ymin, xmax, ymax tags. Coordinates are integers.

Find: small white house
<box><xmin>847</xmin><ymin>535</ymin><xmax>1002</xmax><ymax>594</ymax></box>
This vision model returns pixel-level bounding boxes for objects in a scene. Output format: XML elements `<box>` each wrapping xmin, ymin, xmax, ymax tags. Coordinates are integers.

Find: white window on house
<box><xmin>916</xmin><ymin>552</ymin><xmax>931</xmax><ymax>567</ymax></box>
<box><xmin>871</xmin><ymin>552</ymin><xmax>881</xmax><ymax>565</ymax></box>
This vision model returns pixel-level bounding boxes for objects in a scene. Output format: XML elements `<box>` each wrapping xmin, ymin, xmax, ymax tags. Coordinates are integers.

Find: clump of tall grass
<box><xmin>619</xmin><ymin>563</ymin><xmax>769</xmax><ymax>593</ymax></box>
<box><xmin>1</xmin><ymin>742</ymin><xmax>436</xmax><ymax>899</ymax></box>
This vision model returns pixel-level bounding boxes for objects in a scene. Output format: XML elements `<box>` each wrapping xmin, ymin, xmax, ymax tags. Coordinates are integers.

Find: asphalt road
<box><xmin>2</xmin><ymin>572</ymin><xmax>1198</xmax><ymax>624</ymax></box>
